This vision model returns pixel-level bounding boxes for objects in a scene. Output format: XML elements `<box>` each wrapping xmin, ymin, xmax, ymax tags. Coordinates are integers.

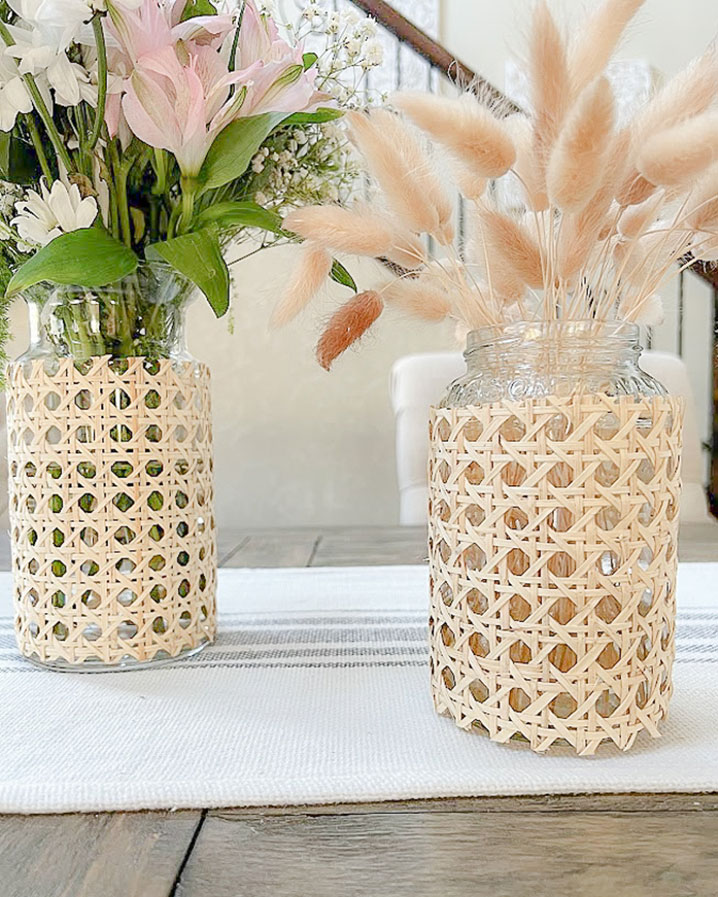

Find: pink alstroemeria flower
<box><xmin>231</xmin><ymin>0</ymin><xmax>329</xmax><ymax>118</ymax></box>
<box><xmin>104</xmin><ymin>0</ymin><xmax>233</xmax><ymax>139</ymax></box>
<box><xmin>111</xmin><ymin>0</ymin><xmax>331</xmax><ymax>173</ymax></box>
<box><xmin>107</xmin><ymin>0</ymin><xmax>232</xmax><ymax>62</ymax></box>
<box><xmin>122</xmin><ymin>43</ymin><xmax>257</xmax><ymax>176</ymax></box>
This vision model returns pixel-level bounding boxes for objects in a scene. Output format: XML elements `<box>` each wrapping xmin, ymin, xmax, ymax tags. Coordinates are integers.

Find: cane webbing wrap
<box><xmin>7</xmin><ymin>356</ymin><xmax>217</xmax><ymax>667</ymax></box>
<box><xmin>428</xmin><ymin>394</ymin><xmax>683</xmax><ymax>755</ymax></box>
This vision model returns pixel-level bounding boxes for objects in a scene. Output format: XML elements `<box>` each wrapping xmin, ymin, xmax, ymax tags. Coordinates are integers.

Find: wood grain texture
<box><xmin>219</xmin><ymin>528</ymin><xmax>319</xmax><ymax>568</ymax></box>
<box><xmin>0</xmin><ymin>810</ymin><xmax>202</xmax><ymax>897</ymax></box>
<box><xmin>311</xmin><ymin>526</ymin><xmax>428</xmax><ymax>567</ymax></box>
<box><xmin>176</xmin><ymin>808</ymin><xmax>718</xmax><ymax>897</ymax></box>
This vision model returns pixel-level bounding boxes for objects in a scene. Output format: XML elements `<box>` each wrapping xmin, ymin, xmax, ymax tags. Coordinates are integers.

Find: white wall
<box><xmin>440</xmin><ymin>0</ymin><xmax>718</xmax><ymax>89</ymax></box>
<box><xmin>185</xmin><ymin>250</ymin><xmax>455</xmax><ymax>529</ymax></box>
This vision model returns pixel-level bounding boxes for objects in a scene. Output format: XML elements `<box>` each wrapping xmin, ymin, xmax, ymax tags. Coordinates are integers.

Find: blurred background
<box><xmin>3</xmin><ymin>0</ymin><xmax>717</xmax><ymax>531</ymax></box>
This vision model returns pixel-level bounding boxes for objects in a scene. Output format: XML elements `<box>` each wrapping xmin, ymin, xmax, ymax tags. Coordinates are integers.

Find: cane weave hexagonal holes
<box><xmin>7</xmin><ymin>356</ymin><xmax>217</xmax><ymax>667</ymax></box>
<box><xmin>428</xmin><ymin>395</ymin><xmax>683</xmax><ymax>755</ymax></box>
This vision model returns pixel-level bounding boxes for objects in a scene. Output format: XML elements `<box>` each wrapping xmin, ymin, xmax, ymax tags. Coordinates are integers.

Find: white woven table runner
<box><xmin>1</xmin><ymin>563</ymin><xmax>717</xmax><ymax>814</ymax></box>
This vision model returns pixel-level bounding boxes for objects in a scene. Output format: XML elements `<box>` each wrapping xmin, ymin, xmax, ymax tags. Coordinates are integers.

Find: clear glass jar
<box><xmin>442</xmin><ymin>321</ymin><xmax>665</xmax><ymax>407</ymax></box>
<box><xmin>7</xmin><ymin>261</ymin><xmax>216</xmax><ymax>672</ymax></box>
<box><xmin>19</xmin><ymin>261</ymin><xmax>193</xmax><ymax>367</ymax></box>
<box><xmin>428</xmin><ymin>319</ymin><xmax>682</xmax><ymax>752</ymax></box>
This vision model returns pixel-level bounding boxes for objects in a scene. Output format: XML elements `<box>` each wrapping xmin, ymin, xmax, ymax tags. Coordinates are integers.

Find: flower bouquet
<box><xmin>275</xmin><ymin>0</ymin><xmax>717</xmax><ymax>752</ymax></box>
<box><xmin>1</xmin><ymin>0</ymin><xmax>381</xmax><ymax>670</ymax></box>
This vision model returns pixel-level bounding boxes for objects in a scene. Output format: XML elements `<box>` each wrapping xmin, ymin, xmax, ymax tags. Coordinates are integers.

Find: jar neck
<box><xmin>464</xmin><ymin>321</ymin><xmax>641</xmax><ymax>377</ymax></box>
<box><xmin>20</xmin><ymin>262</ymin><xmax>194</xmax><ymax>363</ymax></box>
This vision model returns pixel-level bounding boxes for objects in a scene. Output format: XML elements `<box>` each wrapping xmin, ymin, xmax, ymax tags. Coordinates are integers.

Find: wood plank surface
<box><xmin>176</xmin><ymin>806</ymin><xmax>718</xmax><ymax>897</ymax></box>
<box><xmin>0</xmin><ymin>809</ymin><xmax>202</xmax><ymax>897</ymax></box>
<box><xmin>310</xmin><ymin>526</ymin><xmax>428</xmax><ymax>566</ymax></box>
<box><xmin>219</xmin><ymin>527</ymin><xmax>319</xmax><ymax>568</ymax></box>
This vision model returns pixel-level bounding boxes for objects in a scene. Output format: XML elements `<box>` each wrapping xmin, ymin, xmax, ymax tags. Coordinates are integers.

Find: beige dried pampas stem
<box><xmin>509</xmin><ymin>114</ymin><xmax>549</xmax><ymax>211</ymax></box>
<box><xmin>688</xmin><ymin>164</ymin><xmax>718</xmax><ymax>231</ymax></box>
<box><xmin>479</xmin><ymin>207</ymin><xmax>544</xmax><ymax>288</ymax></box>
<box><xmin>451</xmin><ymin>160</ymin><xmax>487</xmax><ymax>201</ymax></box>
<box><xmin>270</xmin><ymin>244</ymin><xmax>333</xmax><ymax>328</ymax></box>
<box><xmin>568</xmin><ymin>0</ymin><xmax>645</xmax><ymax>95</ymax></box>
<box><xmin>634</xmin><ymin>48</ymin><xmax>718</xmax><ymax>144</ymax></box>
<box><xmin>638</xmin><ymin>111</ymin><xmax>718</xmax><ymax>187</ymax></box>
<box><xmin>557</xmin><ymin>129</ymin><xmax>631</xmax><ymax>280</ymax></box>
<box><xmin>347</xmin><ymin>109</ymin><xmax>454</xmax><ymax>244</ymax></box>
<box><xmin>529</xmin><ymin>1</ymin><xmax>570</xmax><ymax>174</ymax></box>
<box><xmin>618</xmin><ymin>191</ymin><xmax>664</xmax><ymax>238</ymax></box>
<box><xmin>316</xmin><ymin>291</ymin><xmax>384</xmax><ymax>370</ymax></box>
<box><xmin>383</xmin><ymin>276</ymin><xmax>451</xmax><ymax>321</ymax></box>
<box><xmin>284</xmin><ymin>205</ymin><xmax>426</xmax><ymax>270</ymax></box>
<box><xmin>547</xmin><ymin>76</ymin><xmax>615</xmax><ymax>212</ymax></box>
<box><xmin>391</xmin><ymin>90</ymin><xmax>515</xmax><ymax>178</ymax></box>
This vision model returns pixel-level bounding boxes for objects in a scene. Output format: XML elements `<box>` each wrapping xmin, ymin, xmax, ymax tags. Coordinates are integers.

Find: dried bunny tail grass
<box><xmin>688</xmin><ymin>164</ymin><xmax>718</xmax><ymax>231</ymax></box>
<box><xmin>270</xmin><ymin>244</ymin><xmax>333</xmax><ymax>327</ymax></box>
<box><xmin>637</xmin><ymin>111</ymin><xmax>718</xmax><ymax>187</ymax></box>
<box><xmin>450</xmin><ymin>160</ymin><xmax>487</xmax><ymax>201</ymax></box>
<box><xmin>347</xmin><ymin>110</ymin><xmax>454</xmax><ymax>244</ymax></box>
<box><xmin>478</xmin><ymin>206</ymin><xmax>544</xmax><ymax>288</ymax></box>
<box><xmin>529</xmin><ymin>1</ymin><xmax>571</xmax><ymax>172</ymax></box>
<box><xmin>557</xmin><ymin>130</ymin><xmax>630</xmax><ymax>281</ymax></box>
<box><xmin>691</xmin><ymin>233</ymin><xmax>718</xmax><ymax>262</ymax></box>
<box><xmin>569</xmin><ymin>0</ymin><xmax>646</xmax><ymax>95</ymax></box>
<box><xmin>624</xmin><ymin>291</ymin><xmax>665</xmax><ymax>324</ymax></box>
<box><xmin>284</xmin><ymin>205</ymin><xmax>426</xmax><ymax>270</ymax></box>
<box><xmin>382</xmin><ymin>276</ymin><xmax>452</xmax><ymax>321</ymax></box>
<box><xmin>451</xmin><ymin>286</ymin><xmax>498</xmax><ymax>330</ymax></box>
<box><xmin>547</xmin><ymin>76</ymin><xmax>615</xmax><ymax>212</ymax></box>
<box><xmin>391</xmin><ymin>90</ymin><xmax>516</xmax><ymax>178</ymax></box>
<box><xmin>618</xmin><ymin>191</ymin><xmax>664</xmax><ymax>238</ymax></box>
<box><xmin>316</xmin><ymin>291</ymin><xmax>384</xmax><ymax>371</ymax></box>
<box><xmin>598</xmin><ymin>201</ymin><xmax>622</xmax><ymax>240</ymax></box>
<box><xmin>487</xmin><ymin>257</ymin><xmax>526</xmax><ymax>302</ymax></box>
<box><xmin>616</xmin><ymin>171</ymin><xmax>657</xmax><ymax>207</ymax></box>
<box><xmin>634</xmin><ymin>48</ymin><xmax>718</xmax><ymax>145</ymax></box>
<box><xmin>509</xmin><ymin>114</ymin><xmax>549</xmax><ymax>211</ymax></box>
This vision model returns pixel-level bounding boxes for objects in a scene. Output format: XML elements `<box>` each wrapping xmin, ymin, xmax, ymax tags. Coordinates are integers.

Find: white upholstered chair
<box><xmin>390</xmin><ymin>350</ymin><xmax>714</xmax><ymax>526</ymax></box>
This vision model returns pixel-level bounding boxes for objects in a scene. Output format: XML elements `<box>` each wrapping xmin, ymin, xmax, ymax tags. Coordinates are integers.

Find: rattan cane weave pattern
<box><xmin>428</xmin><ymin>394</ymin><xmax>683</xmax><ymax>754</ymax></box>
<box><xmin>7</xmin><ymin>356</ymin><xmax>217</xmax><ymax>668</ymax></box>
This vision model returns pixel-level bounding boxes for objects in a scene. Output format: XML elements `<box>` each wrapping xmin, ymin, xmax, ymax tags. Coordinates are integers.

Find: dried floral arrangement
<box><xmin>274</xmin><ymin>0</ymin><xmax>718</xmax><ymax>369</ymax></box>
<box><xmin>0</xmin><ymin>0</ymin><xmax>384</xmax><ymax>363</ymax></box>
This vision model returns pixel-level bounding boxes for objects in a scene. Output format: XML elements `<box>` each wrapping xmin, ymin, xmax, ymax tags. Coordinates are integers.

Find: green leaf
<box><xmin>281</xmin><ymin>108</ymin><xmax>344</xmax><ymax>126</ymax></box>
<box><xmin>195</xmin><ymin>201</ymin><xmax>284</xmax><ymax>234</ymax></box>
<box><xmin>330</xmin><ymin>259</ymin><xmax>357</xmax><ymax>291</ymax></box>
<box><xmin>6</xmin><ymin>229</ymin><xmax>138</xmax><ymax>297</ymax></box>
<box><xmin>147</xmin><ymin>229</ymin><xmax>230</xmax><ymax>318</ymax></box>
<box><xmin>180</xmin><ymin>0</ymin><xmax>216</xmax><ymax>20</ymax></box>
<box><xmin>302</xmin><ymin>52</ymin><xmax>318</xmax><ymax>70</ymax></box>
<box><xmin>199</xmin><ymin>112</ymin><xmax>288</xmax><ymax>191</ymax></box>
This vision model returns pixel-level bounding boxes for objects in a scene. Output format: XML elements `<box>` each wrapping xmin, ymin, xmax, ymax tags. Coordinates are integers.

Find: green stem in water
<box><xmin>176</xmin><ymin>177</ymin><xmax>198</xmax><ymax>235</ymax></box>
<box><xmin>88</xmin><ymin>14</ymin><xmax>108</xmax><ymax>152</ymax></box>
<box><xmin>25</xmin><ymin>113</ymin><xmax>53</xmax><ymax>182</ymax></box>
<box><xmin>152</xmin><ymin>148</ymin><xmax>167</xmax><ymax>195</ymax></box>
<box><xmin>108</xmin><ymin>139</ymin><xmax>131</xmax><ymax>245</ymax></box>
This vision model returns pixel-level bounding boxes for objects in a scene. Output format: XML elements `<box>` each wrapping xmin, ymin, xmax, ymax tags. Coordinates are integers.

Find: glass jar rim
<box><xmin>465</xmin><ymin>320</ymin><xmax>641</xmax><ymax>354</ymax></box>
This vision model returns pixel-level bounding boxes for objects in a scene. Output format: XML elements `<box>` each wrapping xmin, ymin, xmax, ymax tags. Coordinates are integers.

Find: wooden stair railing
<box><xmin>350</xmin><ymin>0</ymin><xmax>718</xmax><ymax>517</ymax></box>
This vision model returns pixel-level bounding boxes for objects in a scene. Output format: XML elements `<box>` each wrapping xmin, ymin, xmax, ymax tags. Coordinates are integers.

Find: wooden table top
<box><xmin>1</xmin><ymin>523</ymin><xmax>717</xmax><ymax>897</ymax></box>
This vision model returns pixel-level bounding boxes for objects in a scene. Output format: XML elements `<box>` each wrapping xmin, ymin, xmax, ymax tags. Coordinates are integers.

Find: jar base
<box><xmin>21</xmin><ymin>636</ymin><xmax>213</xmax><ymax>673</ymax></box>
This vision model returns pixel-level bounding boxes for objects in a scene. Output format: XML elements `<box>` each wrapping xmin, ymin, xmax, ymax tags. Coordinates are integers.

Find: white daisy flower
<box><xmin>12</xmin><ymin>179</ymin><xmax>98</xmax><ymax>247</ymax></box>
<box><xmin>0</xmin><ymin>55</ymin><xmax>33</xmax><ymax>132</ymax></box>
